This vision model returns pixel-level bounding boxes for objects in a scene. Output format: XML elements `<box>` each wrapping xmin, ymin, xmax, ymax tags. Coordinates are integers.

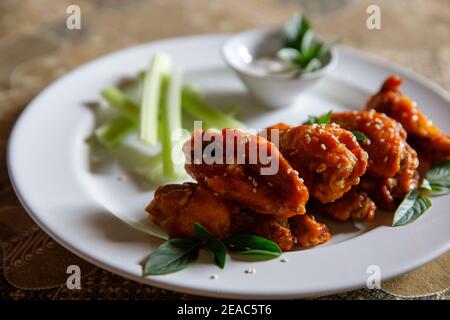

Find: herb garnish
<box><xmin>278</xmin><ymin>14</ymin><xmax>335</xmax><ymax>75</ymax></box>
<box><xmin>392</xmin><ymin>190</ymin><xmax>432</xmax><ymax>226</ymax></box>
<box><xmin>351</xmin><ymin>130</ymin><xmax>370</xmax><ymax>143</ymax></box>
<box><xmin>303</xmin><ymin>111</ymin><xmax>332</xmax><ymax>125</ymax></box>
<box><xmin>425</xmin><ymin>160</ymin><xmax>450</xmax><ymax>196</ymax></box>
<box><xmin>143</xmin><ymin>223</ymin><xmax>282</xmax><ymax>275</ymax></box>
<box><xmin>392</xmin><ymin>160</ymin><xmax>450</xmax><ymax>226</ymax></box>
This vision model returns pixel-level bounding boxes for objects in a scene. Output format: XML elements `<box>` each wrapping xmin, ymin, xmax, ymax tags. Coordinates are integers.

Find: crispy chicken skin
<box><xmin>289</xmin><ymin>214</ymin><xmax>331</xmax><ymax>248</ymax></box>
<box><xmin>331</xmin><ymin>110</ymin><xmax>419</xmax><ymax>210</ymax></box>
<box><xmin>183</xmin><ymin>129</ymin><xmax>309</xmax><ymax>218</ymax></box>
<box><xmin>146</xmin><ymin>183</ymin><xmax>237</xmax><ymax>239</ymax></box>
<box><xmin>312</xmin><ymin>187</ymin><xmax>376</xmax><ymax>222</ymax></box>
<box><xmin>331</xmin><ymin>111</ymin><xmax>407</xmax><ymax>177</ymax></box>
<box><xmin>360</xmin><ymin>143</ymin><xmax>419</xmax><ymax>210</ymax></box>
<box><xmin>230</xmin><ymin>211</ymin><xmax>295</xmax><ymax>251</ymax></box>
<box><xmin>366</xmin><ymin>75</ymin><xmax>450</xmax><ymax>164</ymax></box>
<box><xmin>275</xmin><ymin>124</ymin><xmax>368</xmax><ymax>203</ymax></box>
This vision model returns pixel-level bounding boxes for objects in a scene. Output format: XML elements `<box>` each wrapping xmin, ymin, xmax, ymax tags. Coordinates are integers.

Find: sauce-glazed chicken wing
<box><xmin>230</xmin><ymin>211</ymin><xmax>295</xmax><ymax>251</ymax></box>
<box><xmin>312</xmin><ymin>187</ymin><xmax>376</xmax><ymax>221</ymax></box>
<box><xmin>366</xmin><ymin>75</ymin><xmax>450</xmax><ymax>164</ymax></box>
<box><xmin>331</xmin><ymin>110</ymin><xmax>419</xmax><ymax>210</ymax></box>
<box><xmin>146</xmin><ymin>183</ymin><xmax>237</xmax><ymax>239</ymax></box>
<box><xmin>274</xmin><ymin>124</ymin><xmax>368</xmax><ymax>203</ymax></box>
<box><xmin>183</xmin><ymin>129</ymin><xmax>309</xmax><ymax>218</ymax></box>
<box><xmin>331</xmin><ymin>111</ymin><xmax>407</xmax><ymax>177</ymax></box>
<box><xmin>360</xmin><ymin>143</ymin><xmax>419</xmax><ymax>211</ymax></box>
<box><xmin>289</xmin><ymin>214</ymin><xmax>331</xmax><ymax>248</ymax></box>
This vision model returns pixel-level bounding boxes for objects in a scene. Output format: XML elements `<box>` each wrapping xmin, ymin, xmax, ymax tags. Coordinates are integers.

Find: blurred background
<box><xmin>0</xmin><ymin>0</ymin><xmax>448</xmax><ymax>299</ymax></box>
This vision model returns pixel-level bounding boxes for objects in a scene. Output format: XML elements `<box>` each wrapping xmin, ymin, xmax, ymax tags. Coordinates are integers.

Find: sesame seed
<box><xmin>281</xmin><ymin>258</ymin><xmax>288</xmax><ymax>263</ymax></box>
<box><xmin>253</xmin><ymin>188</ymin><xmax>257</xmax><ymax>193</ymax></box>
<box><xmin>412</xmin><ymin>114</ymin><xmax>418</xmax><ymax>121</ymax></box>
<box><xmin>402</xmin><ymin>112</ymin><xmax>408</xmax><ymax>117</ymax></box>
<box><xmin>366</xmin><ymin>122</ymin><xmax>371</xmax><ymax>127</ymax></box>
<box><xmin>287</xmin><ymin>168</ymin><xmax>292</xmax><ymax>174</ymax></box>
<box><xmin>320</xmin><ymin>144</ymin><xmax>326</xmax><ymax>150</ymax></box>
<box><xmin>268</xmin><ymin>182</ymin><xmax>274</xmax><ymax>187</ymax></box>
<box><xmin>380</xmin><ymin>138</ymin><xmax>385</xmax><ymax>143</ymax></box>
<box><xmin>305</xmin><ymin>134</ymin><xmax>311</xmax><ymax>144</ymax></box>
<box><xmin>384</xmin><ymin>156</ymin><xmax>388</xmax><ymax>162</ymax></box>
<box><xmin>337</xmin><ymin>163</ymin><xmax>342</xmax><ymax>169</ymax></box>
<box><xmin>299</xmin><ymin>178</ymin><xmax>304</xmax><ymax>183</ymax></box>
<box><xmin>293</xmin><ymin>170</ymin><xmax>299</xmax><ymax>176</ymax></box>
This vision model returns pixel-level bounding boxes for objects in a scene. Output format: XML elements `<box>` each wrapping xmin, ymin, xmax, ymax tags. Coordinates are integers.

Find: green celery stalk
<box><xmin>161</xmin><ymin>65</ymin><xmax>183</xmax><ymax>177</ymax></box>
<box><xmin>140</xmin><ymin>53</ymin><xmax>172</xmax><ymax>145</ymax></box>
<box><xmin>101</xmin><ymin>87</ymin><xmax>140</xmax><ymax>124</ymax></box>
<box><xmin>181</xmin><ymin>86</ymin><xmax>245</xmax><ymax>129</ymax></box>
<box><xmin>95</xmin><ymin>117</ymin><xmax>135</xmax><ymax>148</ymax></box>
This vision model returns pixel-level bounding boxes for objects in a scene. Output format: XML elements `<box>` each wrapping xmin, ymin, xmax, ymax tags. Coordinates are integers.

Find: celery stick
<box><xmin>95</xmin><ymin>117</ymin><xmax>135</xmax><ymax>148</ymax></box>
<box><xmin>222</xmin><ymin>104</ymin><xmax>242</xmax><ymax>118</ymax></box>
<box><xmin>161</xmin><ymin>65</ymin><xmax>183</xmax><ymax>177</ymax></box>
<box><xmin>140</xmin><ymin>53</ymin><xmax>172</xmax><ymax>145</ymax></box>
<box><xmin>101</xmin><ymin>87</ymin><xmax>140</xmax><ymax>124</ymax></box>
<box><xmin>181</xmin><ymin>86</ymin><xmax>245</xmax><ymax>129</ymax></box>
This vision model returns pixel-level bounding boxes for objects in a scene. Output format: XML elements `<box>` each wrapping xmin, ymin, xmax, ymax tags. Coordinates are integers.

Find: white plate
<box><xmin>8</xmin><ymin>35</ymin><xmax>450</xmax><ymax>299</ymax></box>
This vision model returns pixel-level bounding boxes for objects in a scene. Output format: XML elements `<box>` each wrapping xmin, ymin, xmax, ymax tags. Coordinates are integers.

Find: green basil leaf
<box><xmin>277</xmin><ymin>48</ymin><xmax>300</xmax><ymax>63</ymax></box>
<box><xmin>143</xmin><ymin>239</ymin><xmax>200</xmax><ymax>275</ymax></box>
<box><xmin>193</xmin><ymin>223</ymin><xmax>226</xmax><ymax>269</ymax></box>
<box><xmin>303</xmin><ymin>111</ymin><xmax>332</xmax><ymax>125</ymax></box>
<box><xmin>420</xmin><ymin>178</ymin><xmax>432</xmax><ymax>191</ymax></box>
<box><xmin>301</xmin><ymin>58</ymin><xmax>321</xmax><ymax>74</ymax></box>
<box><xmin>352</xmin><ymin>130</ymin><xmax>370</xmax><ymax>143</ymax></box>
<box><xmin>426</xmin><ymin>160</ymin><xmax>450</xmax><ymax>196</ymax></box>
<box><xmin>223</xmin><ymin>234</ymin><xmax>282</xmax><ymax>254</ymax></box>
<box><xmin>204</xmin><ymin>239</ymin><xmax>227</xmax><ymax>269</ymax></box>
<box><xmin>392</xmin><ymin>190</ymin><xmax>432</xmax><ymax>227</ymax></box>
<box><xmin>193</xmin><ymin>223</ymin><xmax>214</xmax><ymax>241</ymax></box>
<box><xmin>283</xmin><ymin>14</ymin><xmax>311</xmax><ymax>49</ymax></box>
<box><xmin>231</xmin><ymin>249</ymin><xmax>282</xmax><ymax>261</ymax></box>
<box><xmin>300</xmin><ymin>29</ymin><xmax>315</xmax><ymax>53</ymax></box>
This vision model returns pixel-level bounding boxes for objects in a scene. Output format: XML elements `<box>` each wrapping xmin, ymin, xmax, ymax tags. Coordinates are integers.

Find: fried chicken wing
<box><xmin>331</xmin><ymin>111</ymin><xmax>407</xmax><ymax>177</ymax></box>
<box><xmin>230</xmin><ymin>211</ymin><xmax>295</xmax><ymax>251</ymax></box>
<box><xmin>146</xmin><ymin>183</ymin><xmax>237</xmax><ymax>239</ymax></box>
<box><xmin>289</xmin><ymin>214</ymin><xmax>331</xmax><ymax>248</ymax></box>
<box><xmin>330</xmin><ymin>110</ymin><xmax>419</xmax><ymax>210</ymax></box>
<box><xmin>312</xmin><ymin>187</ymin><xmax>376</xmax><ymax>221</ymax></box>
<box><xmin>275</xmin><ymin>124</ymin><xmax>368</xmax><ymax>203</ymax></box>
<box><xmin>360</xmin><ymin>143</ymin><xmax>419</xmax><ymax>211</ymax></box>
<box><xmin>366</xmin><ymin>75</ymin><xmax>450</xmax><ymax>164</ymax></box>
<box><xmin>183</xmin><ymin>129</ymin><xmax>309</xmax><ymax>218</ymax></box>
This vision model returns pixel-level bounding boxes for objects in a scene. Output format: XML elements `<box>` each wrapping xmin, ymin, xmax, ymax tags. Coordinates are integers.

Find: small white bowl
<box><xmin>221</xmin><ymin>27</ymin><xmax>338</xmax><ymax>109</ymax></box>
